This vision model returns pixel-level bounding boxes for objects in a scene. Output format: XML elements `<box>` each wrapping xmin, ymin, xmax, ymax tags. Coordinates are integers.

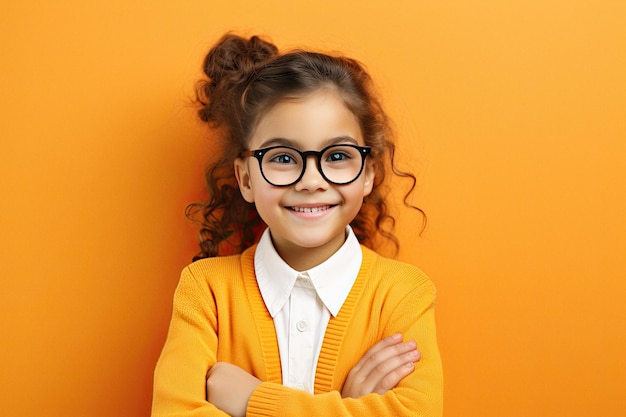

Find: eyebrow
<box><xmin>258</xmin><ymin>136</ymin><xmax>360</xmax><ymax>149</ymax></box>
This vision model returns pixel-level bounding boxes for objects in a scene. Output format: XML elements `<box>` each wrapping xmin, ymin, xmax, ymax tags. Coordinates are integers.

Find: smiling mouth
<box><xmin>288</xmin><ymin>205</ymin><xmax>333</xmax><ymax>213</ymax></box>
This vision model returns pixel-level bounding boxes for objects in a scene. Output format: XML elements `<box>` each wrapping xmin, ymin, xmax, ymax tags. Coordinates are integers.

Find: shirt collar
<box><xmin>255</xmin><ymin>226</ymin><xmax>362</xmax><ymax>318</ymax></box>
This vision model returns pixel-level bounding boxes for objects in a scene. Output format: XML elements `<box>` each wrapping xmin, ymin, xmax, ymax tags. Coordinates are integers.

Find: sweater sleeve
<box><xmin>151</xmin><ymin>266</ymin><xmax>229</xmax><ymax>417</ymax></box>
<box><xmin>245</xmin><ymin>277</ymin><xmax>443</xmax><ymax>417</ymax></box>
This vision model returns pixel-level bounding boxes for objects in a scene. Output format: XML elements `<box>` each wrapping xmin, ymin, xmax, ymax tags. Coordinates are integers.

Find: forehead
<box><xmin>248</xmin><ymin>89</ymin><xmax>364</xmax><ymax>150</ymax></box>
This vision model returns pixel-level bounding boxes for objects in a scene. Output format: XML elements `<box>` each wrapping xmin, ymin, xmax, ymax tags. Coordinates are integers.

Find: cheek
<box><xmin>343</xmin><ymin>183</ymin><xmax>368</xmax><ymax>209</ymax></box>
<box><xmin>250</xmin><ymin>185</ymin><xmax>283</xmax><ymax>214</ymax></box>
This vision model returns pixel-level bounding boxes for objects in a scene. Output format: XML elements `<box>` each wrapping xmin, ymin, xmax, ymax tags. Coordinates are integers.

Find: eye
<box><xmin>268</xmin><ymin>152</ymin><xmax>298</xmax><ymax>164</ymax></box>
<box><xmin>326</xmin><ymin>150</ymin><xmax>352</xmax><ymax>162</ymax></box>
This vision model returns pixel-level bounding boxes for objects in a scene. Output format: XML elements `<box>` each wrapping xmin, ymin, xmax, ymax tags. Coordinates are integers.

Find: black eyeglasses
<box><xmin>240</xmin><ymin>144</ymin><xmax>371</xmax><ymax>187</ymax></box>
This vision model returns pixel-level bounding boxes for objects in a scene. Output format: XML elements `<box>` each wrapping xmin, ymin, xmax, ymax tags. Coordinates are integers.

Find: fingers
<box><xmin>371</xmin><ymin>353</ymin><xmax>418</xmax><ymax>395</ymax></box>
<box><xmin>356</xmin><ymin>334</ymin><xmax>420</xmax><ymax>378</ymax></box>
<box><xmin>350</xmin><ymin>333</ymin><xmax>402</xmax><ymax>374</ymax></box>
<box><xmin>365</xmin><ymin>340</ymin><xmax>419</xmax><ymax>394</ymax></box>
<box><xmin>342</xmin><ymin>334</ymin><xmax>420</xmax><ymax>398</ymax></box>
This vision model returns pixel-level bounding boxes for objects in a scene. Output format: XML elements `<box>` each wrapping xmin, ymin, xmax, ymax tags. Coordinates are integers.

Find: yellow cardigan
<box><xmin>152</xmin><ymin>245</ymin><xmax>443</xmax><ymax>417</ymax></box>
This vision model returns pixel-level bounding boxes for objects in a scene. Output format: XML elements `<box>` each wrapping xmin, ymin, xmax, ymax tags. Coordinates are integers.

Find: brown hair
<box><xmin>187</xmin><ymin>33</ymin><xmax>424</xmax><ymax>260</ymax></box>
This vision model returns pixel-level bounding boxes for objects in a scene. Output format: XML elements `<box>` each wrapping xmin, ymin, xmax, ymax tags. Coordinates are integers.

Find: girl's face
<box><xmin>234</xmin><ymin>89</ymin><xmax>375</xmax><ymax>270</ymax></box>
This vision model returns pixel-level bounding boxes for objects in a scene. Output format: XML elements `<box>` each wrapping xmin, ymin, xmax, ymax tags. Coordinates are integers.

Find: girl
<box><xmin>152</xmin><ymin>33</ymin><xmax>443</xmax><ymax>417</ymax></box>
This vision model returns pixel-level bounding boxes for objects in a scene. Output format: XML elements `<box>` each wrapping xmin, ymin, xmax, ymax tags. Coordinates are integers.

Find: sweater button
<box><xmin>296</xmin><ymin>320</ymin><xmax>309</xmax><ymax>332</ymax></box>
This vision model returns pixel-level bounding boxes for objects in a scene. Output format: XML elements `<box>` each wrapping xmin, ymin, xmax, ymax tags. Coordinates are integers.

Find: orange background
<box><xmin>1</xmin><ymin>1</ymin><xmax>624</xmax><ymax>416</ymax></box>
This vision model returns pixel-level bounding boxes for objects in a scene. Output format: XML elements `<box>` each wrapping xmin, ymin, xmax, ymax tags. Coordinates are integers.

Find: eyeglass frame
<box><xmin>239</xmin><ymin>144</ymin><xmax>372</xmax><ymax>187</ymax></box>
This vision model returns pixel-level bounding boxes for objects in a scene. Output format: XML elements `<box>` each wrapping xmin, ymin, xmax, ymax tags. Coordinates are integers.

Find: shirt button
<box><xmin>296</xmin><ymin>320</ymin><xmax>309</xmax><ymax>332</ymax></box>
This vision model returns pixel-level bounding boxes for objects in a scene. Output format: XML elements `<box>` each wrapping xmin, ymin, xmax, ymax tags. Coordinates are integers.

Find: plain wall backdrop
<box><xmin>1</xmin><ymin>1</ymin><xmax>624</xmax><ymax>416</ymax></box>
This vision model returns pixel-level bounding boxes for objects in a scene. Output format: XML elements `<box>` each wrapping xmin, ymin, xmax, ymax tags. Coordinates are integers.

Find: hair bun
<box><xmin>203</xmin><ymin>34</ymin><xmax>278</xmax><ymax>85</ymax></box>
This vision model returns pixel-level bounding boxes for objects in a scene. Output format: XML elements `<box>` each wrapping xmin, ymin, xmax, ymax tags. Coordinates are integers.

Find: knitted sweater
<box><xmin>152</xmin><ymin>245</ymin><xmax>443</xmax><ymax>417</ymax></box>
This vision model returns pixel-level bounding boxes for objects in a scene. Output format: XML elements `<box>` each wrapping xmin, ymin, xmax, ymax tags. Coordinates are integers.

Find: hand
<box><xmin>207</xmin><ymin>362</ymin><xmax>262</xmax><ymax>417</ymax></box>
<box><xmin>341</xmin><ymin>333</ymin><xmax>420</xmax><ymax>398</ymax></box>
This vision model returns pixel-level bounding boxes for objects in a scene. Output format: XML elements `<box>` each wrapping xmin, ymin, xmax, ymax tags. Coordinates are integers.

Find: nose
<box><xmin>294</xmin><ymin>155</ymin><xmax>329</xmax><ymax>191</ymax></box>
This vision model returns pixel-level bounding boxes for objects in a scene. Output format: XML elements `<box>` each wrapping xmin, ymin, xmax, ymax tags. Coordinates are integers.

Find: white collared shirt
<box><xmin>254</xmin><ymin>226</ymin><xmax>362</xmax><ymax>393</ymax></box>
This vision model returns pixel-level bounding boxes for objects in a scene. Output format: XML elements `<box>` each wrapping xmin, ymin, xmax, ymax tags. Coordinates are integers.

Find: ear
<box><xmin>362</xmin><ymin>163</ymin><xmax>375</xmax><ymax>197</ymax></box>
<box><xmin>234</xmin><ymin>158</ymin><xmax>255</xmax><ymax>203</ymax></box>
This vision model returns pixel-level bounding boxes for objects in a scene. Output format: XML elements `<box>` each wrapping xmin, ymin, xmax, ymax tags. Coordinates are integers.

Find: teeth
<box><xmin>291</xmin><ymin>206</ymin><xmax>330</xmax><ymax>213</ymax></box>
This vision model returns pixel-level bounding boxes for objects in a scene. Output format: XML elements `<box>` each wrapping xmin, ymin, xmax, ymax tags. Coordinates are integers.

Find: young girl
<box><xmin>152</xmin><ymin>33</ymin><xmax>443</xmax><ymax>417</ymax></box>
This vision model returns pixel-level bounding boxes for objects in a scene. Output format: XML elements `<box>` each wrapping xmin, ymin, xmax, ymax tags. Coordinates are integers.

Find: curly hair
<box><xmin>187</xmin><ymin>33</ymin><xmax>425</xmax><ymax>260</ymax></box>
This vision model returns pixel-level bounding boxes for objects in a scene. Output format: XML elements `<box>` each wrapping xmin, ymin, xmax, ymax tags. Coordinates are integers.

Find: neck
<box><xmin>270</xmin><ymin>231</ymin><xmax>347</xmax><ymax>271</ymax></box>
